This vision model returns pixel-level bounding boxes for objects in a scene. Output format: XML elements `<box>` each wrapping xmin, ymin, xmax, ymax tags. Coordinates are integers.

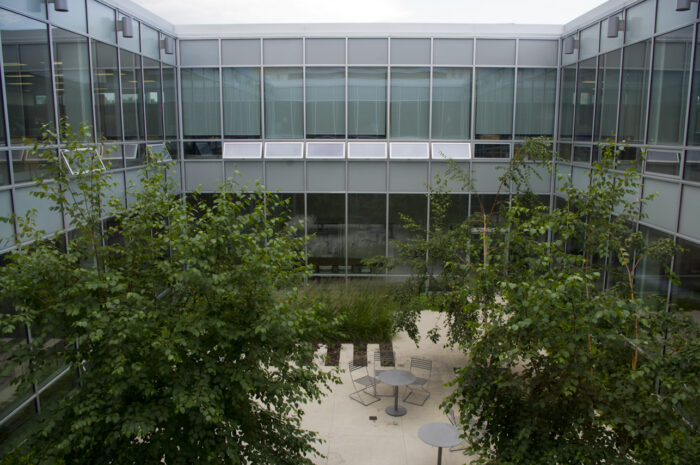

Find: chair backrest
<box><xmin>348</xmin><ymin>361</ymin><xmax>365</xmax><ymax>379</ymax></box>
<box><xmin>447</xmin><ymin>406</ymin><xmax>459</xmax><ymax>427</ymax></box>
<box><xmin>410</xmin><ymin>357</ymin><xmax>432</xmax><ymax>376</ymax></box>
<box><xmin>373</xmin><ymin>350</ymin><xmax>395</xmax><ymax>366</ymax></box>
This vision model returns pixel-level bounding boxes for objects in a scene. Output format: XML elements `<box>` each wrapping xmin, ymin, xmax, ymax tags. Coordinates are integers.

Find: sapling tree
<box><xmin>0</xmin><ymin>123</ymin><xmax>337</xmax><ymax>464</ymax></box>
<box><xmin>394</xmin><ymin>139</ymin><xmax>699</xmax><ymax>464</ymax></box>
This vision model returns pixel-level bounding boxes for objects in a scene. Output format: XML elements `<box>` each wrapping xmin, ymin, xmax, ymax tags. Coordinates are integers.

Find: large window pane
<box><xmin>181</xmin><ymin>68</ymin><xmax>220</xmax><ymax>139</ymax></box>
<box><xmin>648</xmin><ymin>26</ymin><xmax>693</xmax><ymax>146</ymax></box>
<box><xmin>389</xmin><ymin>194</ymin><xmax>427</xmax><ymax>274</ymax></box>
<box><xmin>223</xmin><ymin>67</ymin><xmax>261</xmax><ymax>139</ymax></box>
<box><xmin>348</xmin><ymin>194</ymin><xmax>386</xmax><ymax>274</ymax></box>
<box><xmin>515</xmin><ymin>68</ymin><xmax>556</xmax><ymax>138</ymax></box>
<box><xmin>308</xmin><ymin>194</ymin><xmax>345</xmax><ymax>274</ymax></box>
<box><xmin>264</xmin><ymin>67</ymin><xmax>303</xmax><ymax>139</ymax></box>
<box><xmin>143</xmin><ymin>58</ymin><xmax>162</xmax><ymax>140</ymax></box>
<box><xmin>120</xmin><ymin>50</ymin><xmax>143</xmax><ymax>140</ymax></box>
<box><xmin>619</xmin><ymin>40</ymin><xmax>651</xmax><ymax>144</ymax></box>
<box><xmin>635</xmin><ymin>227</ymin><xmax>671</xmax><ymax>298</ymax></box>
<box><xmin>0</xmin><ymin>11</ymin><xmax>54</xmax><ymax>144</ymax></box>
<box><xmin>475</xmin><ymin>68</ymin><xmax>514</xmax><ymax>140</ymax></box>
<box><xmin>306</xmin><ymin>67</ymin><xmax>344</xmax><ymax>139</ymax></box>
<box><xmin>52</xmin><ymin>28</ymin><xmax>92</xmax><ymax>131</ymax></box>
<box><xmin>574</xmin><ymin>58</ymin><xmax>596</xmax><ymax>141</ymax></box>
<box><xmin>92</xmin><ymin>40</ymin><xmax>120</xmax><ymax>140</ymax></box>
<box><xmin>595</xmin><ymin>49</ymin><xmax>621</xmax><ymax>142</ymax></box>
<box><xmin>163</xmin><ymin>66</ymin><xmax>177</xmax><ymax>139</ymax></box>
<box><xmin>390</xmin><ymin>67</ymin><xmax>429</xmax><ymax>139</ymax></box>
<box><xmin>348</xmin><ymin>67</ymin><xmax>386</xmax><ymax>139</ymax></box>
<box><xmin>432</xmin><ymin>67</ymin><xmax>471</xmax><ymax>140</ymax></box>
<box><xmin>559</xmin><ymin>66</ymin><xmax>576</xmax><ymax>140</ymax></box>
<box><xmin>672</xmin><ymin>238</ymin><xmax>700</xmax><ymax>318</ymax></box>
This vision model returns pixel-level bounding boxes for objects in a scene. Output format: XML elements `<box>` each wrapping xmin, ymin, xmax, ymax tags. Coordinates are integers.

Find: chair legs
<box><xmin>403</xmin><ymin>384</ymin><xmax>430</xmax><ymax>406</ymax></box>
<box><xmin>349</xmin><ymin>384</ymin><xmax>380</xmax><ymax>406</ymax></box>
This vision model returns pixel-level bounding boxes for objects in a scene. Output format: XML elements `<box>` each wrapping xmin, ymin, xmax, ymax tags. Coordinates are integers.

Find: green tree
<box><xmin>395</xmin><ymin>140</ymin><xmax>699</xmax><ymax>464</ymax></box>
<box><xmin>0</xmin><ymin>124</ymin><xmax>337</xmax><ymax>464</ymax></box>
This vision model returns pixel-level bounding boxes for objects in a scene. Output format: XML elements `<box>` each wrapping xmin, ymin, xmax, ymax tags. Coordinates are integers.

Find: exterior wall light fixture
<box><xmin>677</xmin><ymin>0</ymin><xmax>699</xmax><ymax>11</ymax></box>
<box><xmin>118</xmin><ymin>16</ymin><xmax>135</xmax><ymax>38</ymax></box>
<box><xmin>161</xmin><ymin>36</ymin><xmax>175</xmax><ymax>55</ymax></box>
<box><xmin>607</xmin><ymin>15</ymin><xmax>625</xmax><ymax>38</ymax></box>
<box><xmin>48</xmin><ymin>0</ymin><xmax>69</xmax><ymax>12</ymax></box>
<box><xmin>563</xmin><ymin>36</ymin><xmax>579</xmax><ymax>54</ymax></box>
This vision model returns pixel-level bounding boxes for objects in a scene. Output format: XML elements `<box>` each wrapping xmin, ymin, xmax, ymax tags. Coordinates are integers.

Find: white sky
<box><xmin>130</xmin><ymin>0</ymin><xmax>610</xmax><ymax>25</ymax></box>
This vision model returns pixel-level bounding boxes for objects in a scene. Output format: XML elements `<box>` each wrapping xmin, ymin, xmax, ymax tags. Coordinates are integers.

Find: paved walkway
<box><xmin>302</xmin><ymin>311</ymin><xmax>476</xmax><ymax>465</ymax></box>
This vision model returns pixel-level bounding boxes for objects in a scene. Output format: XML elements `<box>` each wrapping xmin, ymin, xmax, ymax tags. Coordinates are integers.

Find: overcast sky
<box><xmin>130</xmin><ymin>0</ymin><xmax>610</xmax><ymax>25</ymax></box>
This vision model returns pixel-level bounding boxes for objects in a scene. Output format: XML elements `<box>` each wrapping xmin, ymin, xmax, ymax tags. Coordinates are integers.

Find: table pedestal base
<box><xmin>385</xmin><ymin>406</ymin><xmax>407</xmax><ymax>417</ymax></box>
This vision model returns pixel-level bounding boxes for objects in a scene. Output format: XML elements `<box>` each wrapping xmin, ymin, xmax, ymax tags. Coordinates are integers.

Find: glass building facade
<box><xmin>1</xmin><ymin>0</ymin><xmax>699</xmax><ymax>450</ymax></box>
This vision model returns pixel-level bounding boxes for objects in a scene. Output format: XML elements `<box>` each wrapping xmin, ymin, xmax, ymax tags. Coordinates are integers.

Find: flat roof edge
<box><xmin>173</xmin><ymin>23</ymin><xmax>563</xmax><ymax>39</ymax></box>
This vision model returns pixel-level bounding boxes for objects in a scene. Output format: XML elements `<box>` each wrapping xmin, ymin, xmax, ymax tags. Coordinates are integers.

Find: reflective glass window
<box><xmin>657</xmin><ymin>0</ymin><xmax>698</xmax><ymax>34</ymax></box>
<box><xmin>348</xmin><ymin>194</ymin><xmax>386</xmax><ymax>274</ymax></box>
<box><xmin>432</xmin><ymin>67</ymin><xmax>471</xmax><ymax>140</ymax></box>
<box><xmin>389</xmin><ymin>194</ymin><xmax>426</xmax><ymax>274</ymax></box>
<box><xmin>474</xmin><ymin>144</ymin><xmax>510</xmax><ymax>158</ymax></box>
<box><xmin>306</xmin><ymin>67</ymin><xmax>345</xmax><ymax>139</ymax></box>
<box><xmin>308</xmin><ymin>194</ymin><xmax>345</xmax><ymax>274</ymax></box>
<box><xmin>92</xmin><ymin>40</ymin><xmax>120</xmax><ymax>140</ymax></box>
<box><xmin>49</xmin><ymin>0</ymin><xmax>86</xmax><ymax>33</ymax></box>
<box><xmin>619</xmin><ymin>40</ymin><xmax>651</xmax><ymax>144</ymax></box>
<box><xmin>633</xmin><ymin>227</ymin><xmax>671</xmax><ymax>298</ymax></box>
<box><xmin>685</xmin><ymin>150</ymin><xmax>700</xmax><ymax>181</ymax></box>
<box><xmin>0</xmin><ymin>151</ymin><xmax>8</xmax><ymax>184</ymax></box>
<box><xmin>600</xmin><ymin>15</ymin><xmax>624</xmax><ymax>54</ymax></box>
<box><xmin>0</xmin><ymin>0</ymin><xmax>46</xmax><ymax>18</ymax></box>
<box><xmin>0</xmin><ymin>91</ymin><xmax>5</xmax><ymax>145</ymax></box>
<box><xmin>181</xmin><ymin>68</ymin><xmax>220</xmax><ymax>139</ymax></box>
<box><xmin>120</xmin><ymin>50</ymin><xmax>144</xmax><ymax>140</ymax></box>
<box><xmin>348</xmin><ymin>67</ymin><xmax>386</xmax><ymax>139</ymax></box>
<box><xmin>140</xmin><ymin>24</ymin><xmax>159</xmax><ymax>60</ymax></box>
<box><xmin>52</xmin><ymin>28</ymin><xmax>92</xmax><ymax>131</ymax></box>
<box><xmin>87</xmin><ymin>0</ymin><xmax>115</xmax><ymax>44</ymax></box>
<box><xmin>595</xmin><ymin>49</ymin><xmax>621</xmax><ymax>142</ymax></box>
<box><xmin>559</xmin><ymin>66</ymin><xmax>576</xmax><ymax>140</ymax></box>
<box><xmin>163</xmin><ymin>66</ymin><xmax>177</xmax><ymax>139</ymax></box>
<box><xmin>579</xmin><ymin>23</ymin><xmax>599</xmax><ymax>60</ymax></box>
<box><xmin>223</xmin><ymin>67</ymin><xmax>261</xmax><ymax>139</ymax></box>
<box><xmin>264</xmin><ymin>67</ymin><xmax>303</xmax><ymax>139</ymax></box>
<box><xmin>648</xmin><ymin>27</ymin><xmax>693</xmax><ymax>146</ymax></box>
<box><xmin>475</xmin><ymin>68</ymin><xmax>514</xmax><ymax>140</ymax></box>
<box><xmin>625</xmin><ymin>0</ymin><xmax>655</xmax><ymax>45</ymax></box>
<box><xmin>0</xmin><ymin>11</ymin><xmax>54</xmax><ymax>144</ymax></box>
<box><xmin>688</xmin><ymin>26</ymin><xmax>700</xmax><ymax>146</ymax></box>
<box><xmin>515</xmin><ymin>68</ymin><xmax>556</xmax><ymax>138</ymax></box>
<box><xmin>143</xmin><ymin>58</ymin><xmax>162</xmax><ymax>140</ymax></box>
<box><xmin>574</xmin><ymin>58</ymin><xmax>596</xmax><ymax>141</ymax></box>
<box><xmin>673</xmin><ymin>238</ymin><xmax>700</xmax><ymax>317</ymax></box>
<box><xmin>645</xmin><ymin>150</ymin><xmax>680</xmax><ymax>176</ymax></box>
<box><xmin>117</xmin><ymin>13</ymin><xmax>139</xmax><ymax>53</ymax></box>
<box><xmin>390</xmin><ymin>67</ymin><xmax>429</xmax><ymax>140</ymax></box>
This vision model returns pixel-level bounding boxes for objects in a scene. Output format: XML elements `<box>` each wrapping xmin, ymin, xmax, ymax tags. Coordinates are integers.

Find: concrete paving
<box><xmin>302</xmin><ymin>311</ymin><xmax>477</xmax><ymax>465</ymax></box>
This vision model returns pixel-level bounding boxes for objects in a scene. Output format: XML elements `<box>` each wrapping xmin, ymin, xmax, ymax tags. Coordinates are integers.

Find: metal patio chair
<box><xmin>373</xmin><ymin>350</ymin><xmax>396</xmax><ymax>397</ymax></box>
<box><xmin>447</xmin><ymin>405</ymin><xmax>484</xmax><ymax>452</ymax></box>
<box><xmin>403</xmin><ymin>356</ymin><xmax>432</xmax><ymax>405</ymax></box>
<box><xmin>348</xmin><ymin>361</ymin><xmax>379</xmax><ymax>406</ymax></box>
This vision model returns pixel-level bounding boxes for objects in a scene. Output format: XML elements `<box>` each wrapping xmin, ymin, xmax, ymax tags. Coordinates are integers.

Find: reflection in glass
<box><xmin>181</xmin><ymin>68</ymin><xmax>220</xmax><ymax>139</ymax></box>
<box><xmin>515</xmin><ymin>68</ymin><xmax>556</xmax><ymax>138</ymax></box>
<box><xmin>558</xmin><ymin>66</ymin><xmax>576</xmax><ymax>140</ymax></box>
<box><xmin>475</xmin><ymin>68</ymin><xmax>514</xmax><ymax>140</ymax></box>
<box><xmin>390</xmin><ymin>68</ymin><xmax>430</xmax><ymax>140</ymax></box>
<box><xmin>0</xmin><ymin>11</ymin><xmax>54</xmax><ymax>143</ymax></box>
<box><xmin>595</xmin><ymin>50</ymin><xmax>621</xmax><ymax>142</ymax></box>
<box><xmin>223</xmin><ymin>67</ymin><xmax>261</xmax><ymax>139</ymax></box>
<box><xmin>264</xmin><ymin>68</ymin><xmax>303</xmax><ymax>139</ymax></box>
<box><xmin>182</xmin><ymin>141</ymin><xmax>221</xmax><ymax>159</ymax></box>
<box><xmin>163</xmin><ymin>66</ymin><xmax>177</xmax><ymax>139</ymax></box>
<box><xmin>432</xmin><ymin>67</ymin><xmax>471</xmax><ymax>140</ymax></box>
<box><xmin>389</xmin><ymin>194</ymin><xmax>427</xmax><ymax>274</ymax></box>
<box><xmin>308</xmin><ymin>194</ymin><xmax>345</xmax><ymax>274</ymax></box>
<box><xmin>143</xmin><ymin>58</ymin><xmax>162</xmax><ymax>140</ymax></box>
<box><xmin>306</xmin><ymin>68</ymin><xmax>345</xmax><ymax>138</ymax></box>
<box><xmin>574</xmin><ymin>58</ymin><xmax>596</xmax><ymax>141</ymax></box>
<box><xmin>619</xmin><ymin>40</ymin><xmax>651</xmax><ymax>144</ymax></box>
<box><xmin>685</xmin><ymin>150</ymin><xmax>700</xmax><ymax>181</ymax></box>
<box><xmin>645</xmin><ymin>150</ymin><xmax>680</xmax><ymax>176</ymax></box>
<box><xmin>648</xmin><ymin>27</ymin><xmax>693</xmax><ymax>146</ymax></box>
<box><xmin>348</xmin><ymin>194</ymin><xmax>386</xmax><ymax>274</ymax></box>
<box><xmin>672</xmin><ymin>238</ymin><xmax>700</xmax><ymax>318</ymax></box>
<box><xmin>92</xmin><ymin>40</ymin><xmax>120</xmax><ymax>140</ymax></box>
<box><xmin>52</xmin><ymin>28</ymin><xmax>92</xmax><ymax>131</ymax></box>
<box><xmin>120</xmin><ymin>50</ymin><xmax>144</xmax><ymax>140</ymax></box>
<box><xmin>348</xmin><ymin>68</ymin><xmax>386</xmax><ymax>139</ymax></box>
<box><xmin>474</xmin><ymin>144</ymin><xmax>509</xmax><ymax>158</ymax></box>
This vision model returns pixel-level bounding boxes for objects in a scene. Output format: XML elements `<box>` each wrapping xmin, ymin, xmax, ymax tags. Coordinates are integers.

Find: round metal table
<box><xmin>418</xmin><ymin>422</ymin><xmax>462</xmax><ymax>465</ymax></box>
<box><xmin>375</xmin><ymin>369</ymin><xmax>416</xmax><ymax>417</ymax></box>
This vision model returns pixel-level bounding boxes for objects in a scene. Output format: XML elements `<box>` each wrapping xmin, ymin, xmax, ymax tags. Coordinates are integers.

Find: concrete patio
<box><xmin>302</xmin><ymin>311</ymin><xmax>476</xmax><ymax>465</ymax></box>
